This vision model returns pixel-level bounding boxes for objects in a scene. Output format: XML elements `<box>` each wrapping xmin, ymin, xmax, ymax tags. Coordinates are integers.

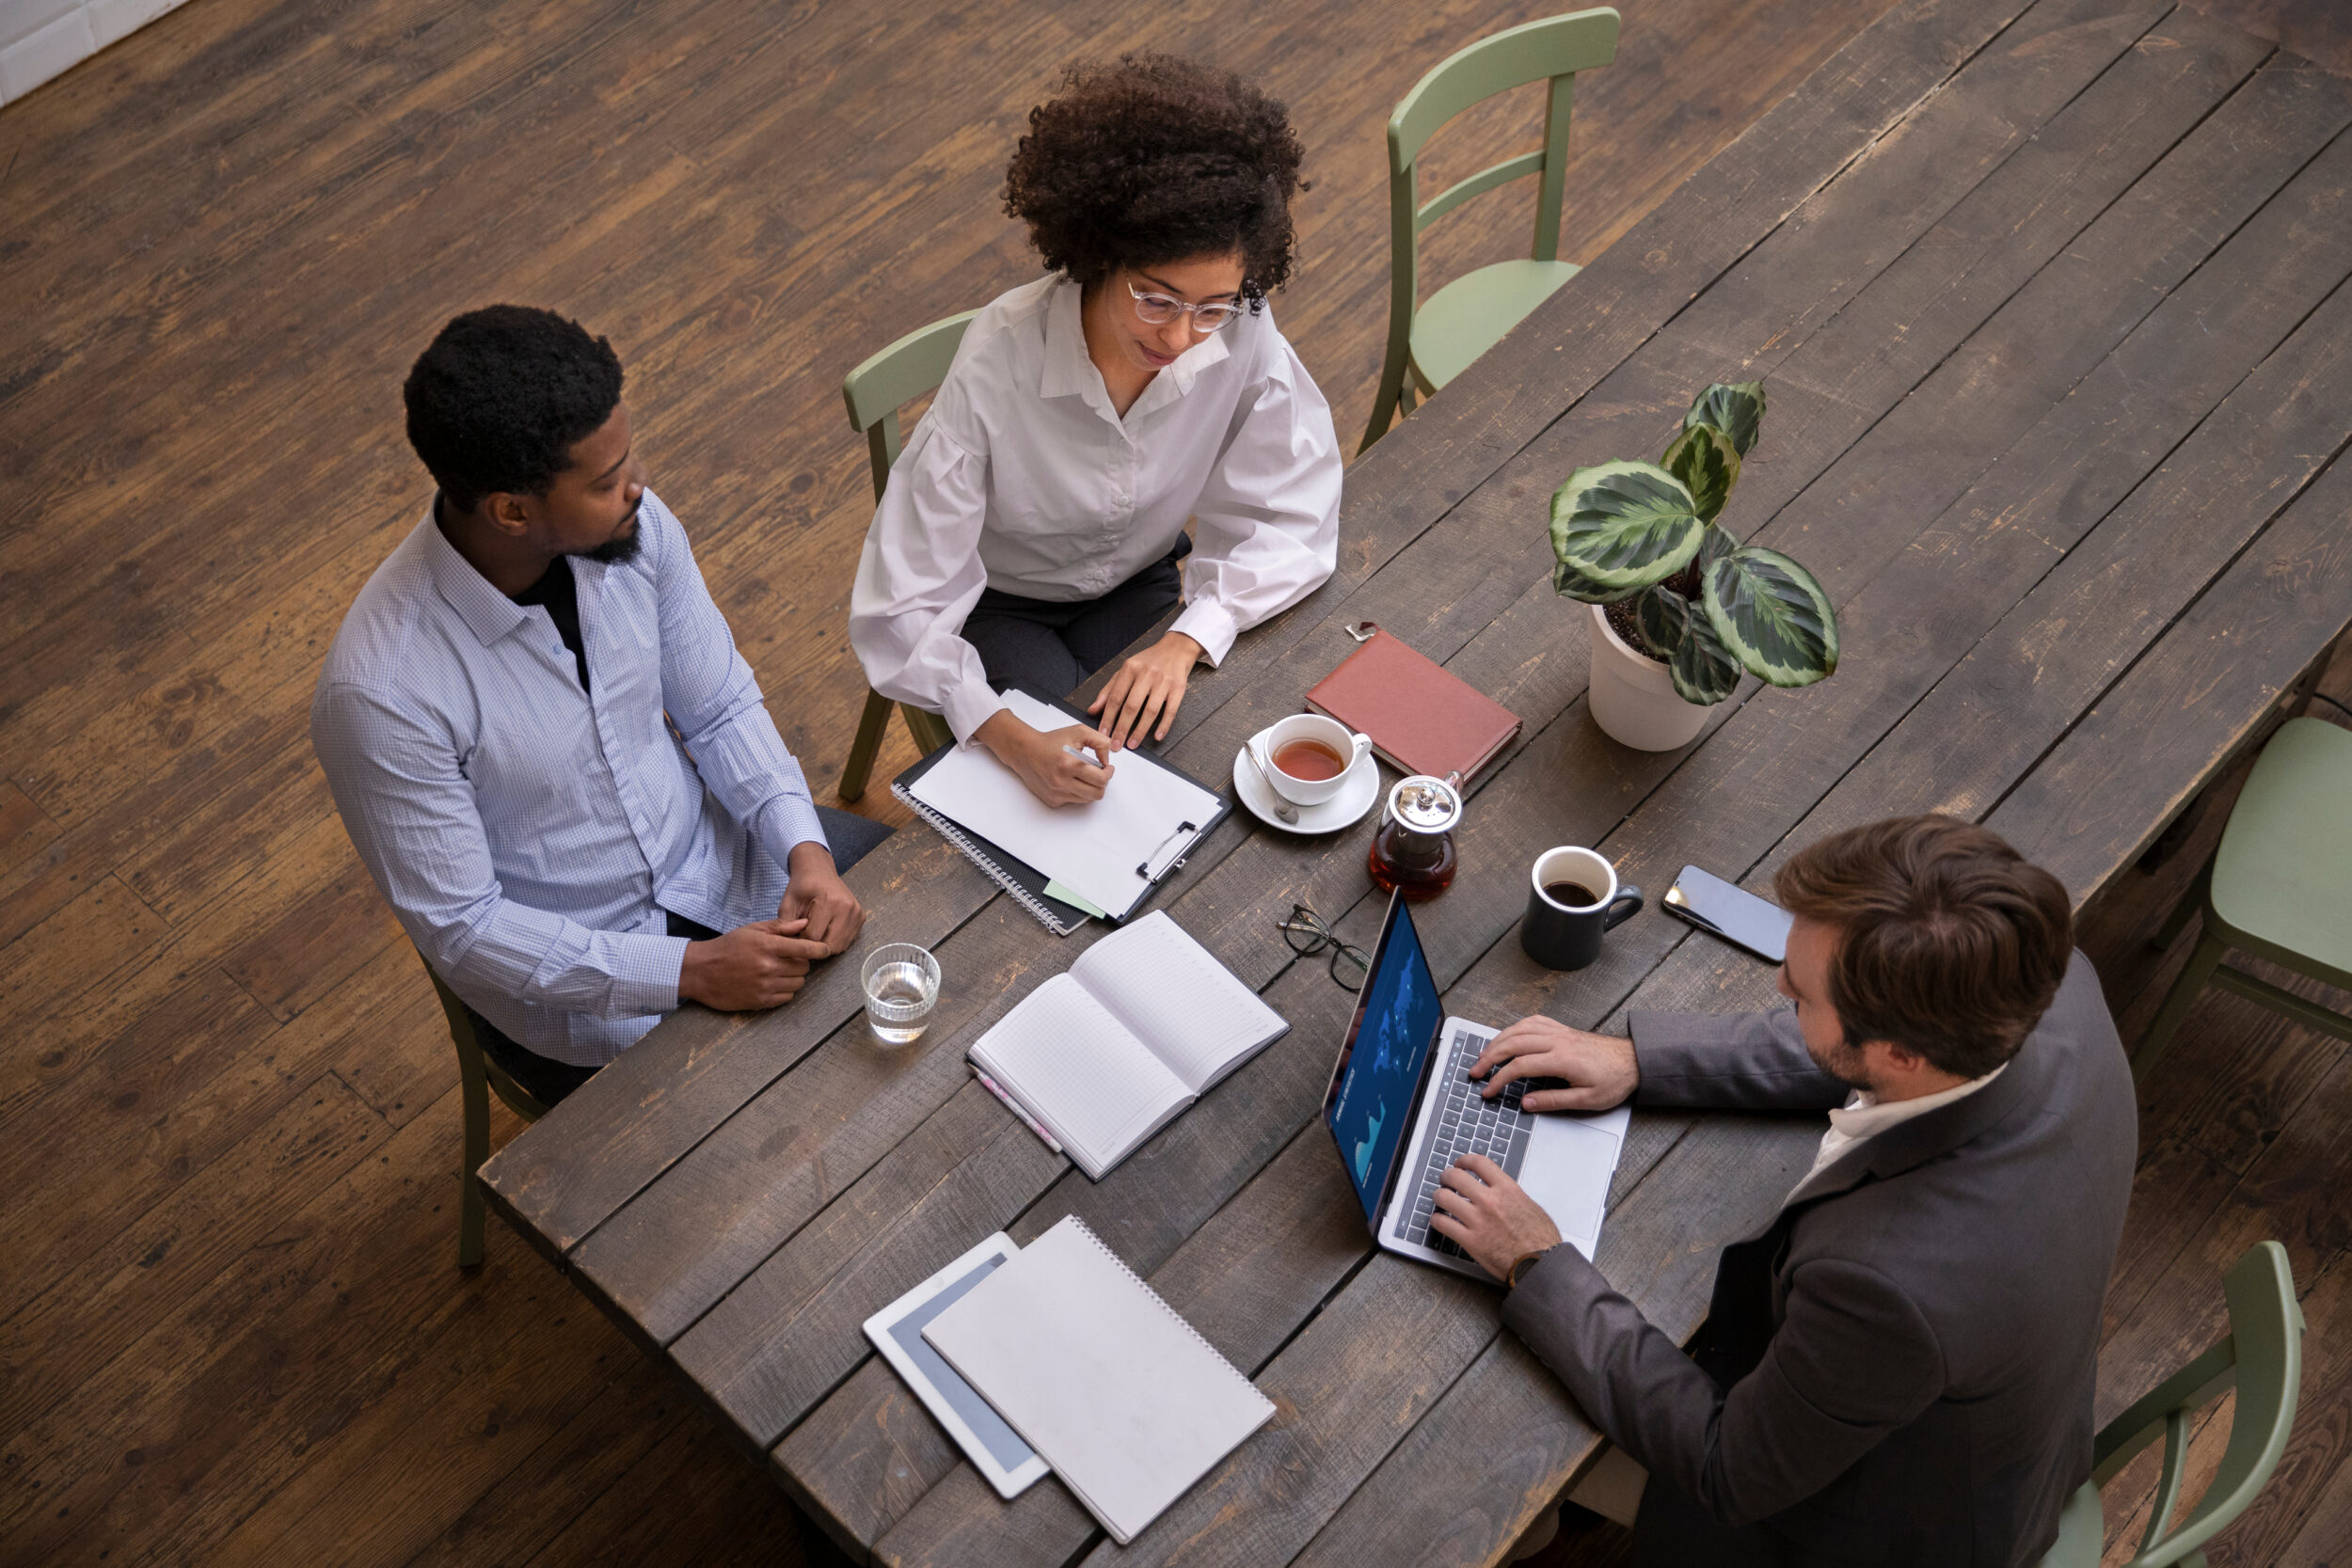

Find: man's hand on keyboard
<box><xmin>1469</xmin><ymin>1017</ymin><xmax>1638</xmax><ymax>1113</ymax></box>
<box><xmin>1430</xmin><ymin>1154</ymin><xmax>1562</xmax><ymax>1281</ymax></box>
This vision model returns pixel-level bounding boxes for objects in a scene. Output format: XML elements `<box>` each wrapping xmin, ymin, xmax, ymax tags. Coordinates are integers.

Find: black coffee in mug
<box><xmin>1522</xmin><ymin>847</ymin><xmax>1643</xmax><ymax>972</ymax></box>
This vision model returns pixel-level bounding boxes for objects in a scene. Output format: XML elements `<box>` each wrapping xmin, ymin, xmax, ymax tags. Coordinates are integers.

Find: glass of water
<box><xmin>862</xmin><ymin>942</ymin><xmax>941</xmax><ymax>1044</ymax></box>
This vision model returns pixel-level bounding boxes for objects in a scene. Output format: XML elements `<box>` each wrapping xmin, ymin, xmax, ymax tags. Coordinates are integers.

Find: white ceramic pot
<box><xmin>1586</xmin><ymin>601</ymin><xmax>1715</xmax><ymax>751</ymax></box>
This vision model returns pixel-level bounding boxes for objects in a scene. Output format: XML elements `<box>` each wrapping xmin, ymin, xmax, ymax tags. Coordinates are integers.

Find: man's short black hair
<box><xmin>404</xmin><ymin>306</ymin><xmax>624</xmax><ymax>512</ymax></box>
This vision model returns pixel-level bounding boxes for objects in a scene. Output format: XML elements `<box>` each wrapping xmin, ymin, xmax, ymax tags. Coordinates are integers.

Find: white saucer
<box><xmin>1232</xmin><ymin>742</ymin><xmax>1383</xmax><ymax>833</ymax></box>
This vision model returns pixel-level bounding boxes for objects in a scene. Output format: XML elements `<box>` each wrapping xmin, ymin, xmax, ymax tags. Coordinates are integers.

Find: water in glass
<box><xmin>862</xmin><ymin>942</ymin><xmax>940</xmax><ymax>1045</ymax></box>
<box><xmin>866</xmin><ymin>961</ymin><xmax>933</xmax><ymax>1043</ymax></box>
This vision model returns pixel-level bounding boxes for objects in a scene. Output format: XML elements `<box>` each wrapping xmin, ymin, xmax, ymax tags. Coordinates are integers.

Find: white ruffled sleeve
<box><xmin>1173</xmin><ymin>328</ymin><xmax>1342</xmax><ymax>664</ymax></box>
<box><xmin>848</xmin><ymin>394</ymin><xmax>1009</xmax><ymax>745</ymax></box>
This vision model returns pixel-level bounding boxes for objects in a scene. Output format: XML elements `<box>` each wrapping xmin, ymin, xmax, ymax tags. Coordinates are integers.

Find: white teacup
<box><xmin>1248</xmin><ymin>714</ymin><xmax>1373</xmax><ymax>806</ymax></box>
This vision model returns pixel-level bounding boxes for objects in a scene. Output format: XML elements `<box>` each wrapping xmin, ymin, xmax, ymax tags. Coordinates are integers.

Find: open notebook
<box><xmin>923</xmin><ymin>1215</ymin><xmax>1275</xmax><ymax>1544</ymax></box>
<box><xmin>969</xmin><ymin>912</ymin><xmax>1287</xmax><ymax>1180</ymax></box>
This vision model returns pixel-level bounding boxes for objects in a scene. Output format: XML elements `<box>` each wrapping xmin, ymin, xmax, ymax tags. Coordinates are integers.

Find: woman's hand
<box><xmin>1089</xmin><ymin>630</ymin><xmax>1203</xmax><ymax>749</ymax></box>
<box><xmin>974</xmin><ymin>710</ymin><xmax>1117</xmax><ymax>806</ymax></box>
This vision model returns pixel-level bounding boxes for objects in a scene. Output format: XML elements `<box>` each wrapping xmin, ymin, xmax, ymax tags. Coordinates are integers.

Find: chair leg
<box><xmin>2135</xmin><ymin>928</ymin><xmax>2230</xmax><ymax>1085</ymax></box>
<box><xmin>1359</xmin><ymin>338</ymin><xmax>1413</xmax><ymax>455</ymax></box>
<box><xmin>839</xmin><ymin>689</ymin><xmax>895</xmax><ymax>803</ymax></box>
<box><xmin>458</xmin><ymin>1041</ymin><xmax>491</xmax><ymax>1268</ymax></box>
<box><xmin>2152</xmin><ymin>857</ymin><xmax>2213</xmax><ymax>952</ymax></box>
<box><xmin>900</xmin><ymin>704</ymin><xmax>953</xmax><ymax>757</ymax></box>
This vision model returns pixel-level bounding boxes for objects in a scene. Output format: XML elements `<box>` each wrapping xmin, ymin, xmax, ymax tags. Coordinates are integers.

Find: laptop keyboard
<box><xmin>1403</xmin><ymin>1029</ymin><xmax>1543</xmax><ymax>1259</ymax></box>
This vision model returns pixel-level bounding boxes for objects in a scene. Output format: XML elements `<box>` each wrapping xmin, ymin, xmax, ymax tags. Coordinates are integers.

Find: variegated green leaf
<box><xmin>1552</xmin><ymin>554</ymin><xmax>1648</xmax><ymax>604</ymax></box>
<box><xmin>1684</xmin><ymin>381</ymin><xmax>1767</xmax><ymax>457</ymax></box>
<box><xmin>1634</xmin><ymin>585</ymin><xmax>1691</xmax><ymax>660</ymax></box>
<box><xmin>1660</xmin><ymin>424</ymin><xmax>1740</xmax><ymax>524</ymax></box>
<box><xmin>1698</xmin><ymin>522</ymin><xmax>1739</xmax><ymax>573</ymax></box>
<box><xmin>1701</xmin><ymin>545</ymin><xmax>1839</xmax><ymax>688</ymax></box>
<box><xmin>1549</xmin><ymin>460</ymin><xmax>1705</xmax><ymax>593</ymax></box>
<box><xmin>1670</xmin><ymin>608</ymin><xmax>1740</xmax><ymax>705</ymax></box>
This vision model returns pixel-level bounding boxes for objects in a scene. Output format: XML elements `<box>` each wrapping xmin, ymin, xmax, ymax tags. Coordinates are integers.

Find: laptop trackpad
<box><xmin>1516</xmin><ymin>1109</ymin><xmax>1629</xmax><ymax>1259</ymax></box>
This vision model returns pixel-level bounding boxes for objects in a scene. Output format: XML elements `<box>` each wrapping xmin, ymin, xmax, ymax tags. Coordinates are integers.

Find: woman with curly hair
<box><xmin>850</xmin><ymin>54</ymin><xmax>1342</xmax><ymax>806</ymax></box>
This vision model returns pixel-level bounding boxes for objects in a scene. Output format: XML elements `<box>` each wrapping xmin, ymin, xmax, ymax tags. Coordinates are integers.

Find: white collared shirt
<box><xmin>849</xmin><ymin>275</ymin><xmax>1343</xmax><ymax>743</ymax></box>
<box><xmin>1794</xmin><ymin>1062</ymin><xmax>2010</xmax><ymax>1196</ymax></box>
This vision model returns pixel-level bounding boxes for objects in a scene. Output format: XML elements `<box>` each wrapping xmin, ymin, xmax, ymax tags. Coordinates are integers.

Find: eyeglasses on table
<box><xmin>1279</xmin><ymin>903</ymin><xmax>1370</xmax><ymax>992</ymax></box>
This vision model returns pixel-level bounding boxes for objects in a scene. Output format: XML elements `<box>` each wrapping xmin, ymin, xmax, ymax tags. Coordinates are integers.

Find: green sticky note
<box><xmin>1044</xmin><ymin>880</ymin><xmax>1111</xmax><ymax>920</ymax></box>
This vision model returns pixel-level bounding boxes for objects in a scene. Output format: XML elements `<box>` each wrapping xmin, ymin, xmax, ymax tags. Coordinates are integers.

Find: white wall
<box><xmin>0</xmin><ymin>0</ymin><xmax>188</xmax><ymax>104</ymax></box>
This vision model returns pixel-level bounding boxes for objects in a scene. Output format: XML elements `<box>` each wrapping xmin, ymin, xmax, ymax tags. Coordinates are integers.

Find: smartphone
<box><xmin>1662</xmin><ymin>865</ymin><xmax>1793</xmax><ymax>963</ymax></box>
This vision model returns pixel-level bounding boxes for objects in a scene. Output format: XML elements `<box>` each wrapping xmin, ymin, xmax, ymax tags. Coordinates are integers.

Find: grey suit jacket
<box><xmin>1502</xmin><ymin>954</ymin><xmax>2137</xmax><ymax>1567</ymax></box>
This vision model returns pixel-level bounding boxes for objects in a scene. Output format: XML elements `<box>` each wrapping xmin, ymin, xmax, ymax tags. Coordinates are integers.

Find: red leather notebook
<box><xmin>1304</xmin><ymin>626</ymin><xmax>1521</xmax><ymax>784</ymax></box>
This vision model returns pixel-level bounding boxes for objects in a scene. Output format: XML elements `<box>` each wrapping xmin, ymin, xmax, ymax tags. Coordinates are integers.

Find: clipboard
<box><xmin>891</xmin><ymin>688</ymin><xmax>1232</xmax><ymax>933</ymax></box>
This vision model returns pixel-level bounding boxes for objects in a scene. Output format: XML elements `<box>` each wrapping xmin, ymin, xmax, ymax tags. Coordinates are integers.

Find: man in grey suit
<box><xmin>1431</xmin><ymin>816</ymin><xmax>2137</xmax><ymax>1568</ymax></box>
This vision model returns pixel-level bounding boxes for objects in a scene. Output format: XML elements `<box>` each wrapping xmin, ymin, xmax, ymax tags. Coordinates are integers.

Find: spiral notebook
<box><xmin>892</xmin><ymin>689</ymin><xmax>1230</xmax><ymax>934</ymax></box>
<box><xmin>922</xmin><ymin>1214</ymin><xmax>1275</xmax><ymax>1544</ymax></box>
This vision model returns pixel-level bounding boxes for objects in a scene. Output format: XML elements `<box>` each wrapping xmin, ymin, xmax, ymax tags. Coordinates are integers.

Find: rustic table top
<box><xmin>481</xmin><ymin>0</ymin><xmax>2352</xmax><ymax>1560</ymax></box>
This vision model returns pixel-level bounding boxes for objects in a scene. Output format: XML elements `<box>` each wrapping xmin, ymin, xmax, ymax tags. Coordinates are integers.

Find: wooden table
<box><xmin>481</xmin><ymin>0</ymin><xmax>2352</xmax><ymax>1560</ymax></box>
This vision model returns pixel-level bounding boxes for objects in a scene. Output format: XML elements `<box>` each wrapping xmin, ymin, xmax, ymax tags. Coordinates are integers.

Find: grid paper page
<box><xmin>969</xmin><ymin>974</ymin><xmax>1189</xmax><ymax>1172</ymax></box>
<box><xmin>1072</xmin><ymin>912</ymin><xmax>1286</xmax><ymax>1093</ymax></box>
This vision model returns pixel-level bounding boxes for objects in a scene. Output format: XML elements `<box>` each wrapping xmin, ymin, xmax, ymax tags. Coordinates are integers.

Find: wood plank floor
<box><xmin>2</xmin><ymin>0</ymin><xmax>2348</xmax><ymax>1563</ymax></box>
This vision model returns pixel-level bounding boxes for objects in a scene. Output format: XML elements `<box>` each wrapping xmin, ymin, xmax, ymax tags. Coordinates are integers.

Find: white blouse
<box><xmin>849</xmin><ymin>275</ymin><xmax>1343</xmax><ymax>743</ymax></box>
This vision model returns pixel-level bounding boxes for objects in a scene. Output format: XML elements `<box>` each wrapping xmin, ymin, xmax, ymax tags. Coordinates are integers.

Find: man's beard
<box><xmin>583</xmin><ymin>505</ymin><xmax>644</xmax><ymax>564</ymax></box>
<box><xmin>1806</xmin><ymin>1033</ymin><xmax>1876</xmax><ymax>1092</ymax></box>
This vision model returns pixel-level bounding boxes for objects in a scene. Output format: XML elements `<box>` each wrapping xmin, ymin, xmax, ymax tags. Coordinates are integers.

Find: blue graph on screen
<box><xmin>1328</xmin><ymin>905</ymin><xmax>1441</xmax><ymax>1220</ymax></box>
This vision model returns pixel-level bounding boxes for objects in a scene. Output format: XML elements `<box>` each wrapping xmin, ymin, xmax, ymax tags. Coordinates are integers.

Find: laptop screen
<box><xmin>1324</xmin><ymin>896</ymin><xmax>1444</xmax><ymax>1222</ymax></box>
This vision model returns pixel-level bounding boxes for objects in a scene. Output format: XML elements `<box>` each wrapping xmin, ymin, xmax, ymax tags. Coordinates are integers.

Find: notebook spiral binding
<box><xmin>1060</xmin><ymin>1216</ymin><xmax>1271</xmax><ymax>1412</ymax></box>
<box><xmin>892</xmin><ymin>782</ymin><xmax>1079</xmax><ymax>935</ymax></box>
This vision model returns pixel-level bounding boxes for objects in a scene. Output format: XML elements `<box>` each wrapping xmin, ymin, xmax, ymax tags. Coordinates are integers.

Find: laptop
<box><xmin>1322</xmin><ymin>892</ymin><xmax>1631</xmax><ymax>1279</ymax></box>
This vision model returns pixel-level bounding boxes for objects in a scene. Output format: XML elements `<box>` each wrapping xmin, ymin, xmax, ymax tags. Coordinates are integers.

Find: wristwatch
<box><xmin>1506</xmin><ymin>1247</ymin><xmax>1557</xmax><ymax>1290</ymax></box>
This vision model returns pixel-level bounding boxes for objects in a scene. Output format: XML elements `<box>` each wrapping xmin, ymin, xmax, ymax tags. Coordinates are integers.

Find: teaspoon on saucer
<box><xmin>1242</xmin><ymin>746</ymin><xmax>1300</xmax><ymax>825</ymax></box>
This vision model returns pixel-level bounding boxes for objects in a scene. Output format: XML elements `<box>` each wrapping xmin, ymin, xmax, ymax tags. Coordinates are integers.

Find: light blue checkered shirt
<box><xmin>311</xmin><ymin>491</ymin><xmax>827</xmax><ymax>1066</ymax></box>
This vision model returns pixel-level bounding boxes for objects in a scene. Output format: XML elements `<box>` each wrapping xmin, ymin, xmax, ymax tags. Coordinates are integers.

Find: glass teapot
<box><xmin>1367</xmin><ymin>773</ymin><xmax>1462</xmax><ymax>901</ymax></box>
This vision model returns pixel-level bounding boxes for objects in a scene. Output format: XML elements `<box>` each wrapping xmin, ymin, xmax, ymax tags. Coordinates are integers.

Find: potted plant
<box><xmin>1549</xmin><ymin>381</ymin><xmax>1839</xmax><ymax>750</ymax></box>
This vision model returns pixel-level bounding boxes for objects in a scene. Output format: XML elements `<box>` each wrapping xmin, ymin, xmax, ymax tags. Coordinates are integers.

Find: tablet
<box><xmin>863</xmin><ymin>1231</ymin><xmax>1050</xmax><ymax>1498</ymax></box>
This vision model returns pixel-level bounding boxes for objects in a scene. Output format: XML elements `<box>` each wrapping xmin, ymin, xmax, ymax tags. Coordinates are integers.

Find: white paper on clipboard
<box><xmin>907</xmin><ymin>689</ymin><xmax>1219</xmax><ymax>916</ymax></box>
<box><xmin>862</xmin><ymin>1232</ymin><xmax>1050</xmax><ymax>1499</ymax></box>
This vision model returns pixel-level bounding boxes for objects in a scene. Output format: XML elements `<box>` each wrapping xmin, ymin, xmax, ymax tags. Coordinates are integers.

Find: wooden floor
<box><xmin>2</xmin><ymin>0</ymin><xmax>2349</xmax><ymax>1563</ymax></box>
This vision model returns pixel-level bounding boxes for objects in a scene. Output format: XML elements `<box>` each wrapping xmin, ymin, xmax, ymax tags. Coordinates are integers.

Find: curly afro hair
<box><xmin>1004</xmin><ymin>54</ymin><xmax>1305</xmax><ymax>308</ymax></box>
<box><xmin>404</xmin><ymin>305</ymin><xmax>624</xmax><ymax>512</ymax></box>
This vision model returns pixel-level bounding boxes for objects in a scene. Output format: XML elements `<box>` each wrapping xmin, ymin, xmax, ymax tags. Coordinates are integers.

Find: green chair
<box><xmin>2135</xmin><ymin>717</ymin><xmax>2352</xmax><ymax>1083</ymax></box>
<box><xmin>1359</xmin><ymin>8</ymin><xmax>1620</xmax><ymax>453</ymax></box>
<box><xmin>2036</xmin><ymin>1240</ymin><xmax>2304</xmax><ymax>1568</ymax></box>
<box><xmin>418</xmin><ymin>950</ymin><xmax>547</xmax><ymax>1268</ymax></box>
<box><xmin>836</xmin><ymin>310</ymin><xmax>977</xmax><ymax>800</ymax></box>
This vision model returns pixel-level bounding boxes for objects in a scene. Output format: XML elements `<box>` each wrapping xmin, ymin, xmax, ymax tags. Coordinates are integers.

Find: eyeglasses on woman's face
<box><xmin>1127</xmin><ymin>278</ymin><xmax>1246</xmax><ymax>334</ymax></box>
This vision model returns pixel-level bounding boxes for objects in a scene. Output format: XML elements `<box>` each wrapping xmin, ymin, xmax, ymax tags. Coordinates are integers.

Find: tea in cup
<box><xmin>1248</xmin><ymin>714</ymin><xmax>1373</xmax><ymax>806</ymax></box>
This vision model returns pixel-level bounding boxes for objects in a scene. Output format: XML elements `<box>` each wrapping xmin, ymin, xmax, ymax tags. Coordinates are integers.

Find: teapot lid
<box><xmin>1386</xmin><ymin>775</ymin><xmax>1462</xmax><ymax>833</ymax></box>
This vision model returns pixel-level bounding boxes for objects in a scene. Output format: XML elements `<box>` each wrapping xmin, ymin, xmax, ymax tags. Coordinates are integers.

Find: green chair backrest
<box><xmin>841</xmin><ymin>309</ymin><xmax>981</xmax><ymax>500</ymax></box>
<box><xmin>2090</xmin><ymin>1241</ymin><xmax>2304</xmax><ymax>1568</ymax></box>
<box><xmin>1384</xmin><ymin>8</ymin><xmax>1620</xmax><ymax>309</ymax></box>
